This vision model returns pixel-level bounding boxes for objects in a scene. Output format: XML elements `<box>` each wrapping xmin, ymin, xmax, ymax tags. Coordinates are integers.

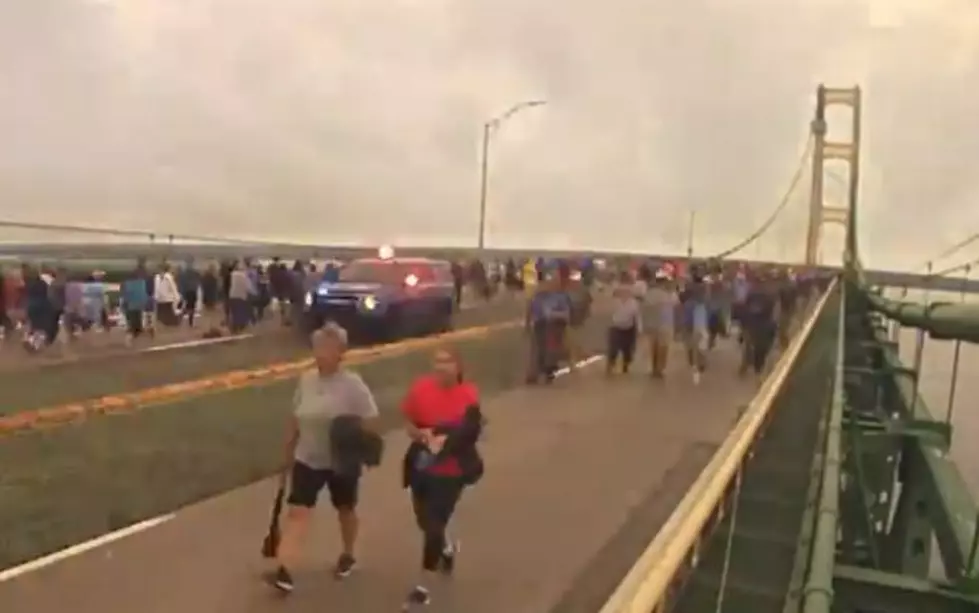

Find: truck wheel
<box><xmin>383</xmin><ymin>308</ymin><xmax>406</xmax><ymax>342</ymax></box>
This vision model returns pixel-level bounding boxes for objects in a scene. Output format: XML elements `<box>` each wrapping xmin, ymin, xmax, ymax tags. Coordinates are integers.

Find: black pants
<box><xmin>155</xmin><ymin>302</ymin><xmax>179</xmax><ymax>327</ymax></box>
<box><xmin>410</xmin><ymin>475</ymin><xmax>464</xmax><ymax>571</ymax></box>
<box><xmin>181</xmin><ymin>291</ymin><xmax>198</xmax><ymax>326</ymax></box>
<box><xmin>746</xmin><ymin>325</ymin><xmax>775</xmax><ymax>374</ymax></box>
<box><xmin>707</xmin><ymin>311</ymin><xmax>725</xmax><ymax>348</ymax></box>
<box><xmin>607</xmin><ymin>326</ymin><xmax>637</xmax><ymax>371</ymax></box>
<box><xmin>46</xmin><ymin>309</ymin><xmax>63</xmax><ymax>344</ymax></box>
<box><xmin>287</xmin><ymin>461</ymin><xmax>359</xmax><ymax>509</ymax></box>
<box><xmin>125</xmin><ymin>309</ymin><xmax>144</xmax><ymax>337</ymax></box>
<box><xmin>529</xmin><ymin>320</ymin><xmax>567</xmax><ymax>382</ymax></box>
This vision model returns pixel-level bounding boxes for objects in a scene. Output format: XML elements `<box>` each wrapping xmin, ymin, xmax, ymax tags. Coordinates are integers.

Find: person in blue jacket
<box><xmin>525</xmin><ymin>275</ymin><xmax>573</xmax><ymax>383</ymax></box>
<box><xmin>121</xmin><ymin>266</ymin><xmax>150</xmax><ymax>344</ymax></box>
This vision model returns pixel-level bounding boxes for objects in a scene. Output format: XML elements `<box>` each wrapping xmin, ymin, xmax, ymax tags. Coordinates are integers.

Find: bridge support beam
<box><xmin>805</xmin><ymin>85</ymin><xmax>862</xmax><ymax>267</ymax></box>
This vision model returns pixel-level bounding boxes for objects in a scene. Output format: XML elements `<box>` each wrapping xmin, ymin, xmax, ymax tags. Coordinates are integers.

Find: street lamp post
<box><xmin>686</xmin><ymin>210</ymin><xmax>697</xmax><ymax>259</ymax></box>
<box><xmin>477</xmin><ymin>99</ymin><xmax>547</xmax><ymax>250</ymax></box>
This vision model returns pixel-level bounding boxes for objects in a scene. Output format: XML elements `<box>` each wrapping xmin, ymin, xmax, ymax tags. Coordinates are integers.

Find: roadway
<box><xmin>0</xmin><ymin>329</ymin><xmax>760</xmax><ymax>612</ymax></box>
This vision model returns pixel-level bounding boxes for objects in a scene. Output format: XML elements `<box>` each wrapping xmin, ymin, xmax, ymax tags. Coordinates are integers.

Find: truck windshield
<box><xmin>338</xmin><ymin>261</ymin><xmax>410</xmax><ymax>284</ymax></box>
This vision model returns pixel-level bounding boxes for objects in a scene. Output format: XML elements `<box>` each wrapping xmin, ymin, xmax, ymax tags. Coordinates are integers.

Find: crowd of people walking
<box><xmin>258</xmin><ymin>255</ymin><xmax>822</xmax><ymax>610</ymax></box>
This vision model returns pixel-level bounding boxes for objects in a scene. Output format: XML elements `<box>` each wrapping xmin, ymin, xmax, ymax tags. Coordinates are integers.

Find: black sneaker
<box><xmin>439</xmin><ymin>540</ymin><xmax>458</xmax><ymax>576</ymax></box>
<box><xmin>402</xmin><ymin>586</ymin><xmax>431</xmax><ymax>609</ymax></box>
<box><xmin>333</xmin><ymin>553</ymin><xmax>357</xmax><ymax>579</ymax></box>
<box><xmin>264</xmin><ymin>566</ymin><xmax>294</xmax><ymax>594</ymax></box>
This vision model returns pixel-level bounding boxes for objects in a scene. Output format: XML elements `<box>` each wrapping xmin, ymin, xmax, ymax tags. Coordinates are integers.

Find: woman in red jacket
<box><xmin>400</xmin><ymin>347</ymin><xmax>483</xmax><ymax>610</ymax></box>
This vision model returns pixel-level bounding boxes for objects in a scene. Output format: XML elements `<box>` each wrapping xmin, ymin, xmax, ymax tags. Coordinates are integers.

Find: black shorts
<box><xmin>287</xmin><ymin>461</ymin><xmax>360</xmax><ymax>509</ymax></box>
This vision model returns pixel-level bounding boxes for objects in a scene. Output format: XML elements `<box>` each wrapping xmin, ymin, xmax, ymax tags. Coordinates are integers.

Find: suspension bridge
<box><xmin>3</xmin><ymin>84</ymin><xmax>979</xmax><ymax>613</ymax></box>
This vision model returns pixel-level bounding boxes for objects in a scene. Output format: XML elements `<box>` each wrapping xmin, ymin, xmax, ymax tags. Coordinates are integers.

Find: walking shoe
<box><xmin>439</xmin><ymin>540</ymin><xmax>459</xmax><ymax>576</ymax></box>
<box><xmin>402</xmin><ymin>586</ymin><xmax>431</xmax><ymax>609</ymax></box>
<box><xmin>264</xmin><ymin>566</ymin><xmax>294</xmax><ymax>593</ymax></box>
<box><xmin>333</xmin><ymin>553</ymin><xmax>357</xmax><ymax>579</ymax></box>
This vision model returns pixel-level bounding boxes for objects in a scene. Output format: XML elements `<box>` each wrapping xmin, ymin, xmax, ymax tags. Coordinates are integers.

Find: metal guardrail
<box><xmin>597</xmin><ymin>279</ymin><xmax>839</xmax><ymax>613</ymax></box>
<box><xmin>799</xmin><ymin>281</ymin><xmax>845</xmax><ymax>612</ymax></box>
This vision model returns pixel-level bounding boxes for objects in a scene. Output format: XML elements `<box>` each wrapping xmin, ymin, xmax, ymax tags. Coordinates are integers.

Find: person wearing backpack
<box><xmin>525</xmin><ymin>274</ymin><xmax>573</xmax><ymax>383</ymax></box>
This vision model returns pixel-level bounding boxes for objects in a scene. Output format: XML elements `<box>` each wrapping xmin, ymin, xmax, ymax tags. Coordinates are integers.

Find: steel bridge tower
<box><xmin>805</xmin><ymin>85</ymin><xmax>863</xmax><ymax>266</ymax></box>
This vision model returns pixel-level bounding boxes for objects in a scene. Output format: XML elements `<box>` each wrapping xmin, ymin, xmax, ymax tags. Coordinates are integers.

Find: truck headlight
<box><xmin>362</xmin><ymin>295</ymin><xmax>378</xmax><ymax>311</ymax></box>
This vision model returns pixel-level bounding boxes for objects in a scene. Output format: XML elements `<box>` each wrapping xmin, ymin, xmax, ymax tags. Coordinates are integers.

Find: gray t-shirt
<box><xmin>293</xmin><ymin>368</ymin><xmax>379</xmax><ymax>470</ymax></box>
<box><xmin>646</xmin><ymin>286</ymin><xmax>678</xmax><ymax>332</ymax></box>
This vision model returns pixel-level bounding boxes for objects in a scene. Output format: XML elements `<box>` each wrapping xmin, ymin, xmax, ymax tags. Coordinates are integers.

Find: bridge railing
<box><xmin>798</xmin><ymin>282</ymin><xmax>846</xmax><ymax>612</ymax></box>
<box><xmin>597</xmin><ymin>279</ymin><xmax>839</xmax><ymax>613</ymax></box>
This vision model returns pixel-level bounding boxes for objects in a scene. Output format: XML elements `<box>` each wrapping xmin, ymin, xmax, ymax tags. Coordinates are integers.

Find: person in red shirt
<box><xmin>400</xmin><ymin>347</ymin><xmax>484</xmax><ymax>609</ymax></box>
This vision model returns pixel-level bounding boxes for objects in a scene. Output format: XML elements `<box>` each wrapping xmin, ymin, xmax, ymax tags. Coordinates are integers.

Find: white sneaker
<box><xmin>692</xmin><ymin>371</ymin><xmax>701</xmax><ymax>385</ymax></box>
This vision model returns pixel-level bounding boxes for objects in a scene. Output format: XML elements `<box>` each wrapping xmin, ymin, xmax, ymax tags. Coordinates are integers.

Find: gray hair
<box><xmin>312</xmin><ymin>321</ymin><xmax>349</xmax><ymax>348</ymax></box>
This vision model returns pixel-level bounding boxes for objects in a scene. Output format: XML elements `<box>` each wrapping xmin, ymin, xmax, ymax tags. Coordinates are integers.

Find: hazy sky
<box><xmin>1</xmin><ymin>0</ymin><xmax>978</xmax><ymax>269</ymax></box>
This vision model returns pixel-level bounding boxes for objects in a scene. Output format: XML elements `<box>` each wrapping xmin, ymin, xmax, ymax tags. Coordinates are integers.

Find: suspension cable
<box><xmin>916</xmin><ymin>232</ymin><xmax>979</xmax><ymax>272</ymax></box>
<box><xmin>931</xmin><ymin>255</ymin><xmax>979</xmax><ymax>279</ymax></box>
<box><xmin>710</xmin><ymin>135</ymin><xmax>814</xmax><ymax>260</ymax></box>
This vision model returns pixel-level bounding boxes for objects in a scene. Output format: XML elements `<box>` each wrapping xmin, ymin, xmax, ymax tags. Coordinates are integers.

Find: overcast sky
<box><xmin>1</xmin><ymin>0</ymin><xmax>978</xmax><ymax>269</ymax></box>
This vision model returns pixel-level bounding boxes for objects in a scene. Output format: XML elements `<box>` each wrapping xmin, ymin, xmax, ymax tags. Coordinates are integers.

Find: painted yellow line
<box><xmin>0</xmin><ymin>319</ymin><xmax>521</xmax><ymax>436</ymax></box>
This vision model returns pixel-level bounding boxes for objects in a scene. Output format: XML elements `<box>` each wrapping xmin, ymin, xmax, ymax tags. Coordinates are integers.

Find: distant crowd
<box><xmin>0</xmin><ymin>255</ymin><xmax>520</xmax><ymax>353</ymax></box>
<box><xmin>0</xmin><ymin>257</ymin><xmax>329</xmax><ymax>351</ymax></box>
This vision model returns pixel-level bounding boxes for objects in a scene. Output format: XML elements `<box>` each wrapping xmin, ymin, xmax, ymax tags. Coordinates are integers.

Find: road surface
<box><xmin>0</xmin><ymin>339</ymin><xmax>759</xmax><ymax>613</ymax></box>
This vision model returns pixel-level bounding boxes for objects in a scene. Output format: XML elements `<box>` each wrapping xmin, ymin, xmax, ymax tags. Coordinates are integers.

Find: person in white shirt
<box><xmin>153</xmin><ymin>263</ymin><xmax>180</xmax><ymax>327</ymax></box>
<box><xmin>606</xmin><ymin>271</ymin><xmax>643</xmax><ymax>375</ymax></box>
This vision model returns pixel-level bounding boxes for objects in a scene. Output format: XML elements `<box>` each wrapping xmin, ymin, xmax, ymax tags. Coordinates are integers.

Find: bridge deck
<box><xmin>0</xmin><ymin>341</ymin><xmax>758</xmax><ymax>613</ymax></box>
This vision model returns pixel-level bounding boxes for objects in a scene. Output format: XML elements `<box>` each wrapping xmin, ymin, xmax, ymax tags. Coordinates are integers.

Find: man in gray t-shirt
<box><xmin>268</xmin><ymin>323</ymin><xmax>379</xmax><ymax>594</ymax></box>
<box><xmin>292</xmin><ymin>367</ymin><xmax>379</xmax><ymax>470</ymax></box>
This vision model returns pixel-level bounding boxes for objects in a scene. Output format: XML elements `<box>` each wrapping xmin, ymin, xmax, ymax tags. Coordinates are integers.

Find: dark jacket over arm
<box><xmin>402</xmin><ymin>404</ymin><xmax>485</xmax><ymax>488</ymax></box>
<box><xmin>330</xmin><ymin>415</ymin><xmax>384</xmax><ymax>477</ymax></box>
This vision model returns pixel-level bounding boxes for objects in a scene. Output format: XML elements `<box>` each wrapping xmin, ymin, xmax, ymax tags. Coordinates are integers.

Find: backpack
<box><xmin>540</xmin><ymin>291</ymin><xmax>571</xmax><ymax>322</ymax></box>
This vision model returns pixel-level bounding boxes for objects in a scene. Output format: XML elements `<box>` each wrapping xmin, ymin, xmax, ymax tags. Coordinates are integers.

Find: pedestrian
<box><xmin>121</xmin><ymin>267</ymin><xmax>150</xmax><ymax>345</ymax></box>
<box><xmin>227</xmin><ymin>261</ymin><xmax>252</xmax><ymax>333</ymax></box>
<box><xmin>645</xmin><ymin>269</ymin><xmax>678</xmax><ymax>378</ymax></box>
<box><xmin>400</xmin><ymin>347</ymin><xmax>484</xmax><ymax>609</ymax></box>
<box><xmin>177</xmin><ymin>259</ymin><xmax>202</xmax><ymax>327</ymax></box>
<box><xmin>268</xmin><ymin>257</ymin><xmax>287</xmax><ymax>322</ymax></box>
<box><xmin>559</xmin><ymin>261</ymin><xmax>591</xmax><ymax>374</ymax></box>
<box><xmin>22</xmin><ymin>264</ymin><xmax>51</xmax><ymax>351</ymax></box>
<box><xmin>266</xmin><ymin>323</ymin><xmax>382</xmax><ymax>593</ymax></box>
<box><xmin>606</xmin><ymin>272</ymin><xmax>642</xmax><ymax>375</ymax></box>
<box><xmin>153</xmin><ymin>263</ymin><xmax>180</xmax><ymax>327</ymax></box>
<box><xmin>680</xmin><ymin>272</ymin><xmax>710</xmax><ymax>385</ymax></box>
<box><xmin>200</xmin><ymin>263</ymin><xmax>219</xmax><ymax>314</ymax></box>
<box><xmin>741</xmin><ymin>274</ymin><xmax>778</xmax><ymax>376</ymax></box>
<box><xmin>524</xmin><ymin>275</ymin><xmax>572</xmax><ymax>384</ymax></box>
<box><xmin>776</xmin><ymin>270</ymin><xmax>798</xmax><ymax>349</ymax></box>
<box><xmin>46</xmin><ymin>267</ymin><xmax>67</xmax><ymax>344</ymax></box>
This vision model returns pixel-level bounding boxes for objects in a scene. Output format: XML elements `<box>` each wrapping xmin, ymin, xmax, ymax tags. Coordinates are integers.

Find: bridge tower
<box><xmin>805</xmin><ymin>85</ymin><xmax>863</xmax><ymax>266</ymax></box>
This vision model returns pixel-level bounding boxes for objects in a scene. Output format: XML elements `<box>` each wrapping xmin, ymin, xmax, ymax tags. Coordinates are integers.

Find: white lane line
<box><xmin>0</xmin><ymin>353</ymin><xmax>603</xmax><ymax>582</ymax></box>
<box><xmin>554</xmin><ymin>354</ymin><xmax>605</xmax><ymax>377</ymax></box>
<box><xmin>141</xmin><ymin>334</ymin><xmax>254</xmax><ymax>353</ymax></box>
<box><xmin>0</xmin><ymin>513</ymin><xmax>175</xmax><ymax>583</ymax></box>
